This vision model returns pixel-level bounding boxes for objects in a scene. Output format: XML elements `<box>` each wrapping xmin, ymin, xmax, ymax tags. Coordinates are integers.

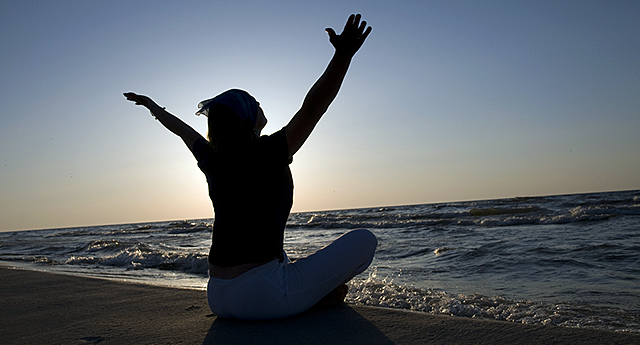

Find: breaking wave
<box><xmin>347</xmin><ymin>270</ymin><xmax>640</xmax><ymax>333</ymax></box>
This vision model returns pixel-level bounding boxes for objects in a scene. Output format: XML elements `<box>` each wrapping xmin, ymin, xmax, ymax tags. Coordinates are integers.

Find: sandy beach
<box><xmin>1</xmin><ymin>266</ymin><xmax>638</xmax><ymax>345</ymax></box>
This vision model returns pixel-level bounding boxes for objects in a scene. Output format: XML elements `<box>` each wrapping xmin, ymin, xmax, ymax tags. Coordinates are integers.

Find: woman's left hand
<box><xmin>123</xmin><ymin>92</ymin><xmax>157</xmax><ymax>109</ymax></box>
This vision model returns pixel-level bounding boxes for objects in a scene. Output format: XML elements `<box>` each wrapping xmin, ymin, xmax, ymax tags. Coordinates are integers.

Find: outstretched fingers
<box><xmin>123</xmin><ymin>92</ymin><xmax>141</xmax><ymax>105</ymax></box>
<box><xmin>123</xmin><ymin>92</ymin><xmax>137</xmax><ymax>103</ymax></box>
<box><xmin>123</xmin><ymin>92</ymin><xmax>153</xmax><ymax>107</ymax></box>
<box><xmin>344</xmin><ymin>13</ymin><xmax>356</xmax><ymax>28</ymax></box>
<box><xmin>345</xmin><ymin>14</ymin><xmax>371</xmax><ymax>54</ymax></box>
<box><xmin>346</xmin><ymin>14</ymin><xmax>371</xmax><ymax>40</ymax></box>
<box><xmin>358</xmin><ymin>24</ymin><xmax>372</xmax><ymax>41</ymax></box>
<box><xmin>344</xmin><ymin>14</ymin><xmax>361</xmax><ymax>33</ymax></box>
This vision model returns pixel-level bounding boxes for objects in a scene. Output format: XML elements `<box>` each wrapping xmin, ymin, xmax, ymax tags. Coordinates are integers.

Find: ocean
<box><xmin>1</xmin><ymin>189</ymin><xmax>639</xmax><ymax>332</ymax></box>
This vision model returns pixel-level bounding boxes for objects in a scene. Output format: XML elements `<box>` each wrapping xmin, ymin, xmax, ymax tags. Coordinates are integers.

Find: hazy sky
<box><xmin>1</xmin><ymin>0</ymin><xmax>639</xmax><ymax>231</ymax></box>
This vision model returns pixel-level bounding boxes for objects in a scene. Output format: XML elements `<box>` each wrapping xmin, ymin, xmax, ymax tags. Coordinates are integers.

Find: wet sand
<box><xmin>1</xmin><ymin>266</ymin><xmax>638</xmax><ymax>344</ymax></box>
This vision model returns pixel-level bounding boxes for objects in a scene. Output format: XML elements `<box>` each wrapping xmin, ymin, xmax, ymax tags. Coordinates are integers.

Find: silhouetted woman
<box><xmin>124</xmin><ymin>14</ymin><xmax>376</xmax><ymax>320</ymax></box>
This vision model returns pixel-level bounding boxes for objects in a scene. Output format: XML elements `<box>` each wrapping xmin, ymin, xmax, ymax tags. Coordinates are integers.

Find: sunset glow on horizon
<box><xmin>2</xmin><ymin>1</ymin><xmax>639</xmax><ymax>232</ymax></box>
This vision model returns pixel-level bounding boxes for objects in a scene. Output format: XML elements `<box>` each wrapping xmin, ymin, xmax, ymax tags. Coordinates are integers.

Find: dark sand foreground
<box><xmin>1</xmin><ymin>266</ymin><xmax>638</xmax><ymax>345</ymax></box>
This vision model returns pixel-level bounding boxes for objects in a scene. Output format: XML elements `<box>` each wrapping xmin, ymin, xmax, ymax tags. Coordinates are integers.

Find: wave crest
<box><xmin>347</xmin><ymin>270</ymin><xmax>640</xmax><ymax>332</ymax></box>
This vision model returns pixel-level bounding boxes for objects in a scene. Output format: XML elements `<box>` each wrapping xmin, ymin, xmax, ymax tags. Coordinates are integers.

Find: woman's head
<box><xmin>197</xmin><ymin>89</ymin><xmax>258</xmax><ymax>124</ymax></box>
<box><xmin>196</xmin><ymin>89</ymin><xmax>266</xmax><ymax>152</ymax></box>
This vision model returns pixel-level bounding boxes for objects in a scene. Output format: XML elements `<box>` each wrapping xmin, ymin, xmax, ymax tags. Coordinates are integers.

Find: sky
<box><xmin>1</xmin><ymin>0</ymin><xmax>639</xmax><ymax>232</ymax></box>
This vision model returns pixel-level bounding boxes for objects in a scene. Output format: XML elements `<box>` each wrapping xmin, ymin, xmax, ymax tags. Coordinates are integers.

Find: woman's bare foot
<box><xmin>332</xmin><ymin>284</ymin><xmax>348</xmax><ymax>301</ymax></box>
<box><xmin>310</xmin><ymin>284</ymin><xmax>349</xmax><ymax>311</ymax></box>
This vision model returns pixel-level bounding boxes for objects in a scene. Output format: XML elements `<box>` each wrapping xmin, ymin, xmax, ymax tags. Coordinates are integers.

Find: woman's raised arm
<box><xmin>285</xmin><ymin>14</ymin><xmax>371</xmax><ymax>157</ymax></box>
<box><xmin>124</xmin><ymin>92</ymin><xmax>203</xmax><ymax>150</ymax></box>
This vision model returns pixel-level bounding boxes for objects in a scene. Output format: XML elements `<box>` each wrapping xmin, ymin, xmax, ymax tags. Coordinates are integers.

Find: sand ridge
<box><xmin>1</xmin><ymin>266</ymin><xmax>638</xmax><ymax>344</ymax></box>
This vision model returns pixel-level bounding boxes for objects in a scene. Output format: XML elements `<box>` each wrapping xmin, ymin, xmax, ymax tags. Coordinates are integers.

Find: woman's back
<box><xmin>192</xmin><ymin>129</ymin><xmax>293</xmax><ymax>267</ymax></box>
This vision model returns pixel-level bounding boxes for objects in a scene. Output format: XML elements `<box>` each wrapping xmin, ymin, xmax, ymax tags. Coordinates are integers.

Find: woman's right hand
<box><xmin>325</xmin><ymin>14</ymin><xmax>372</xmax><ymax>57</ymax></box>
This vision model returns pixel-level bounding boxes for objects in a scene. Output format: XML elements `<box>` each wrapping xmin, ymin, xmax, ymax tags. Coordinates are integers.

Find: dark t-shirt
<box><xmin>191</xmin><ymin>128</ymin><xmax>293</xmax><ymax>266</ymax></box>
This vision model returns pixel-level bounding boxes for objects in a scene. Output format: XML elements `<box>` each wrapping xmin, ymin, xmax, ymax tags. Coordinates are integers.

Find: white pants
<box><xmin>206</xmin><ymin>229</ymin><xmax>377</xmax><ymax>320</ymax></box>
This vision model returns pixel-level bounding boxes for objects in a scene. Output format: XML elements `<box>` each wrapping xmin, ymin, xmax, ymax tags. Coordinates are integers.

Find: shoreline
<box><xmin>2</xmin><ymin>266</ymin><xmax>639</xmax><ymax>344</ymax></box>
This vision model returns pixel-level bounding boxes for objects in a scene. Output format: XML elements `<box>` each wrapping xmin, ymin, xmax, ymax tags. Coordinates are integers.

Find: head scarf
<box><xmin>196</xmin><ymin>89</ymin><xmax>258</xmax><ymax>127</ymax></box>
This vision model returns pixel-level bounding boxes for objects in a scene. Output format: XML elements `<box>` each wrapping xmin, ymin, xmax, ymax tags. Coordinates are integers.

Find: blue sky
<box><xmin>1</xmin><ymin>0</ymin><xmax>639</xmax><ymax>231</ymax></box>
